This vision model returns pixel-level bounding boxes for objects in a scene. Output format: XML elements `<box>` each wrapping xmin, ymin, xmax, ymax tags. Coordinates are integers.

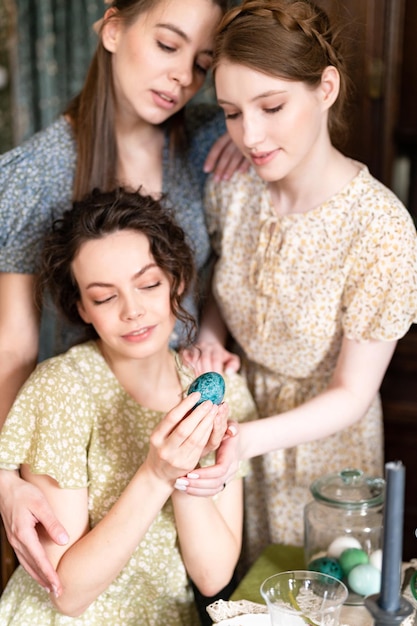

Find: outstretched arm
<box><xmin>0</xmin><ymin>272</ymin><xmax>69</xmax><ymax>593</ymax></box>
<box><xmin>183</xmin><ymin>336</ymin><xmax>396</xmax><ymax>495</ymax></box>
<box><xmin>0</xmin><ymin>273</ymin><xmax>39</xmax><ymax>429</ymax></box>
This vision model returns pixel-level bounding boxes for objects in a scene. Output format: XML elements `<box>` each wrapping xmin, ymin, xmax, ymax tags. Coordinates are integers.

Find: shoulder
<box><xmin>0</xmin><ymin>116</ymin><xmax>76</xmax><ymax>218</ymax></box>
<box><xmin>0</xmin><ymin>117</ymin><xmax>75</xmax><ymax>173</ymax></box>
<box><xmin>351</xmin><ymin>165</ymin><xmax>413</xmax><ymax>224</ymax></box>
<box><xmin>23</xmin><ymin>341</ymin><xmax>99</xmax><ymax>395</ymax></box>
<box><xmin>206</xmin><ymin>167</ymin><xmax>262</xmax><ymax>215</ymax></box>
<box><xmin>0</xmin><ymin>117</ymin><xmax>76</xmax><ymax>272</ymax></box>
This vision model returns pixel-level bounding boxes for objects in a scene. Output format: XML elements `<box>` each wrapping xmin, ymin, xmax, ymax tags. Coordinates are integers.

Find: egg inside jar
<box><xmin>304</xmin><ymin>468</ymin><xmax>385</xmax><ymax>604</ymax></box>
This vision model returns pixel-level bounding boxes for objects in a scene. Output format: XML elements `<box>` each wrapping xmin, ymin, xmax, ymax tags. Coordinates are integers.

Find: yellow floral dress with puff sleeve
<box><xmin>0</xmin><ymin>342</ymin><xmax>257</xmax><ymax>626</ymax></box>
<box><xmin>205</xmin><ymin>163</ymin><xmax>417</xmax><ymax>564</ymax></box>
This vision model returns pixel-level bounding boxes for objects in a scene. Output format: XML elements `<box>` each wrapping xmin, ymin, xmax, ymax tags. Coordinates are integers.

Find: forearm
<box><xmin>240</xmin><ymin>384</ymin><xmax>366</xmax><ymax>459</ymax></box>
<box><xmin>240</xmin><ymin>338</ymin><xmax>397</xmax><ymax>460</ymax></box>
<box><xmin>0</xmin><ymin>353</ymin><xmax>37</xmax><ymax>429</ymax></box>
<box><xmin>0</xmin><ymin>272</ymin><xmax>40</xmax><ymax>428</ymax></box>
<box><xmin>52</xmin><ymin>465</ymin><xmax>173</xmax><ymax>617</ymax></box>
<box><xmin>0</xmin><ymin>468</ymin><xmax>21</xmax><ymax>511</ymax></box>
<box><xmin>172</xmin><ymin>483</ymin><xmax>242</xmax><ymax>596</ymax></box>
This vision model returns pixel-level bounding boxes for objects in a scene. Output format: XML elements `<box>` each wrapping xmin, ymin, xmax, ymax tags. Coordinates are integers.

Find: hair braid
<box><xmin>214</xmin><ymin>0</ymin><xmax>352</xmax><ymax>146</ymax></box>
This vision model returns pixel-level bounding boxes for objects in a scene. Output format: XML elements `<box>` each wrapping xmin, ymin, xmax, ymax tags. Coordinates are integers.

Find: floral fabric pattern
<box><xmin>0</xmin><ymin>341</ymin><xmax>257</xmax><ymax>625</ymax></box>
<box><xmin>205</xmin><ymin>163</ymin><xmax>417</xmax><ymax>564</ymax></box>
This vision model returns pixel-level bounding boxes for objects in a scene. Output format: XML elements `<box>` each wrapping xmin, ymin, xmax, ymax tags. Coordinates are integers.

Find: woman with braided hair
<box><xmin>181</xmin><ymin>0</ymin><xmax>417</xmax><ymax>564</ymax></box>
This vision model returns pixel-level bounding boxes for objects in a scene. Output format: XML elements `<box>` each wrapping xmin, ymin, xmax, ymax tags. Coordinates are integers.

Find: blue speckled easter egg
<box><xmin>308</xmin><ymin>557</ymin><xmax>344</xmax><ymax>581</ymax></box>
<box><xmin>187</xmin><ymin>372</ymin><xmax>225</xmax><ymax>407</ymax></box>
<box><xmin>339</xmin><ymin>548</ymin><xmax>369</xmax><ymax>576</ymax></box>
<box><xmin>348</xmin><ymin>563</ymin><xmax>381</xmax><ymax>596</ymax></box>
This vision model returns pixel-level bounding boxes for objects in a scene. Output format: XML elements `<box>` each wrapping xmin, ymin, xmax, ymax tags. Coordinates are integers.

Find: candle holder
<box><xmin>365</xmin><ymin>593</ymin><xmax>413</xmax><ymax>625</ymax></box>
<box><xmin>364</xmin><ymin>461</ymin><xmax>414</xmax><ymax>625</ymax></box>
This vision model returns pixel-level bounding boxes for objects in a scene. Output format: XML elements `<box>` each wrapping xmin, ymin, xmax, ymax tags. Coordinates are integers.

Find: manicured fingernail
<box><xmin>187</xmin><ymin>472</ymin><xmax>199</xmax><ymax>479</ymax></box>
<box><xmin>52</xmin><ymin>585</ymin><xmax>60</xmax><ymax>598</ymax></box>
<box><xmin>227</xmin><ymin>424</ymin><xmax>238</xmax><ymax>436</ymax></box>
<box><xmin>58</xmin><ymin>532</ymin><xmax>69</xmax><ymax>544</ymax></box>
<box><xmin>43</xmin><ymin>586</ymin><xmax>51</xmax><ymax>594</ymax></box>
<box><xmin>175</xmin><ymin>478</ymin><xmax>189</xmax><ymax>491</ymax></box>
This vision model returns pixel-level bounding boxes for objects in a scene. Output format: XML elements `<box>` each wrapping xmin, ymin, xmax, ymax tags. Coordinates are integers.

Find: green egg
<box><xmin>339</xmin><ymin>547</ymin><xmax>369</xmax><ymax>576</ymax></box>
<box><xmin>187</xmin><ymin>372</ymin><xmax>225</xmax><ymax>407</ymax></box>
<box><xmin>308</xmin><ymin>556</ymin><xmax>344</xmax><ymax>581</ymax></box>
<box><xmin>348</xmin><ymin>563</ymin><xmax>381</xmax><ymax>596</ymax></box>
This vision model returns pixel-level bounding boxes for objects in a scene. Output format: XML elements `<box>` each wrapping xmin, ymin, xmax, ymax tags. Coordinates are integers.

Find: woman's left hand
<box><xmin>175</xmin><ymin>427</ymin><xmax>241</xmax><ymax>496</ymax></box>
<box><xmin>204</xmin><ymin>133</ymin><xmax>249</xmax><ymax>181</ymax></box>
<box><xmin>181</xmin><ymin>340</ymin><xmax>240</xmax><ymax>376</ymax></box>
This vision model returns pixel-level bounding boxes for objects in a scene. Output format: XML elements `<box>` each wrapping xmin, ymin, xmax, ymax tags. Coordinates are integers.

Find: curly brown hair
<box><xmin>38</xmin><ymin>187</ymin><xmax>197</xmax><ymax>345</ymax></box>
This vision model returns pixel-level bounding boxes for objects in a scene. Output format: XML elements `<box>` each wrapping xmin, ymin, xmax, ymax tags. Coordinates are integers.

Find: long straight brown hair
<box><xmin>65</xmin><ymin>0</ymin><xmax>230</xmax><ymax>201</ymax></box>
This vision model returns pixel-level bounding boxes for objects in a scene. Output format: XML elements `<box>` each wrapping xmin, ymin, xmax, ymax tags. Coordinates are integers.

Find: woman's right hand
<box><xmin>0</xmin><ymin>470</ymin><xmax>69</xmax><ymax>595</ymax></box>
<box><xmin>146</xmin><ymin>393</ymin><xmax>227</xmax><ymax>483</ymax></box>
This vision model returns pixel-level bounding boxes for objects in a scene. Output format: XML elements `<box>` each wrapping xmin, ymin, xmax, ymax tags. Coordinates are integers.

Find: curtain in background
<box><xmin>0</xmin><ymin>0</ymin><xmax>104</xmax><ymax>149</ymax></box>
<box><xmin>0</xmin><ymin>0</ymin><xmax>15</xmax><ymax>153</ymax></box>
<box><xmin>13</xmin><ymin>0</ymin><xmax>104</xmax><ymax>143</ymax></box>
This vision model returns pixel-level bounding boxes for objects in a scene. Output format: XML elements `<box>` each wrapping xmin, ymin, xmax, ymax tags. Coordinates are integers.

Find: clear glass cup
<box><xmin>260</xmin><ymin>570</ymin><xmax>348</xmax><ymax>626</ymax></box>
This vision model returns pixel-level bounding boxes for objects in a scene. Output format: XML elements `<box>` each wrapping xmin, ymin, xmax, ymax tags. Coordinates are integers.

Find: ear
<box><xmin>320</xmin><ymin>65</ymin><xmax>340</xmax><ymax>111</ymax></box>
<box><xmin>101</xmin><ymin>8</ymin><xmax>122</xmax><ymax>54</ymax></box>
<box><xmin>77</xmin><ymin>300</ymin><xmax>92</xmax><ymax>325</ymax></box>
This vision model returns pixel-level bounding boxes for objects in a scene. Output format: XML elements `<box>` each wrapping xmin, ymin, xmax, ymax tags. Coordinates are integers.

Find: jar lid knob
<box><xmin>340</xmin><ymin>468</ymin><xmax>363</xmax><ymax>484</ymax></box>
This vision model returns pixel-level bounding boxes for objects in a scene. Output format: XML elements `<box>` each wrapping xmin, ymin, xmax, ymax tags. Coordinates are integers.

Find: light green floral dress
<box><xmin>0</xmin><ymin>342</ymin><xmax>257</xmax><ymax>626</ymax></box>
<box><xmin>205</xmin><ymin>163</ymin><xmax>417</xmax><ymax>565</ymax></box>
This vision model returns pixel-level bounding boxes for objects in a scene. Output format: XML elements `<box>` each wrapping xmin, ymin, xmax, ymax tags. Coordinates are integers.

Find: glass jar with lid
<box><xmin>304</xmin><ymin>468</ymin><xmax>385</xmax><ymax>604</ymax></box>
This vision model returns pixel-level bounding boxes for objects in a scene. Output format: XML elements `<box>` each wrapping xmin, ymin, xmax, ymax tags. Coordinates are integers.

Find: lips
<box><xmin>122</xmin><ymin>326</ymin><xmax>155</xmax><ymax>341</ymax></box>
<box><xmin>152</xmin><ymin>89</ymin><xmax>179</xmax><ymax>110</ymax></box>
<box><xmin>250</xmin><ymin>149</ymin><xmax>278</xmax><ymax>166</ymax></box>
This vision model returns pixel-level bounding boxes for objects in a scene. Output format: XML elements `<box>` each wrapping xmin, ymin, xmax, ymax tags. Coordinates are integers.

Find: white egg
<box><xmin>369</xmin><ymin>549</ymin><xmax>383</xmax><ymax>571</ymax></box>
<box><xmin>327</xmin><ymin>535</ymin><xmax>362</xmax><ymax>559</ymax></box>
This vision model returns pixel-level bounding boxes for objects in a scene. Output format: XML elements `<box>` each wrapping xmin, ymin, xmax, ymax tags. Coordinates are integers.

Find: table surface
<box><xmin>229</xmin><ymin>544</ymin><xmax>416</xmax><ymax>625</ymax></box>
<box><xmin>231</xmin><ymin>544</ymin><xmax>305</xmax><ymax>604</ymax></box>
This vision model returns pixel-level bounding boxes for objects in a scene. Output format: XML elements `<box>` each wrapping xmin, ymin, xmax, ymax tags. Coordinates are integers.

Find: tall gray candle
<box><xmin>379</xmin><ymin>461</ymin><xmax>405</xmax><ymax>612</ymax></box>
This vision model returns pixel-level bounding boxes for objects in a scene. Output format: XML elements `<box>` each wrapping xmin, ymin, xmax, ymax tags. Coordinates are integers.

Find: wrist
<box><xmin>0</xmin><ymin>468</ymin><xmax>20</xmax><ymax>507</ymax></box>
<box><xmin>0</xmin><ymin>467</ymin><xmax>20</xmax><ymax>486</ymax></box>
<box><xmin>135</xmin><ymin>461</ymin><xmax>174</xmax><ymax>499</ymax></box>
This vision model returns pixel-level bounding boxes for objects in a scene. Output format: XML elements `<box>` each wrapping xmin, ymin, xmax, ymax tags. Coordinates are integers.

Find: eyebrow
<box><xmin>156</xmin><ymin>22</ymin><xmax>213</xmax><ymax>56</ymax></box>
<box><xmin>85</xmin><ymin>263</ymin><xmax>158</xmax><ymax>290</ymax></box>
<box><xmin>218</xmin><ymin>90</ymin><xmax>288</xmax><ymax>106</ymax></box>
